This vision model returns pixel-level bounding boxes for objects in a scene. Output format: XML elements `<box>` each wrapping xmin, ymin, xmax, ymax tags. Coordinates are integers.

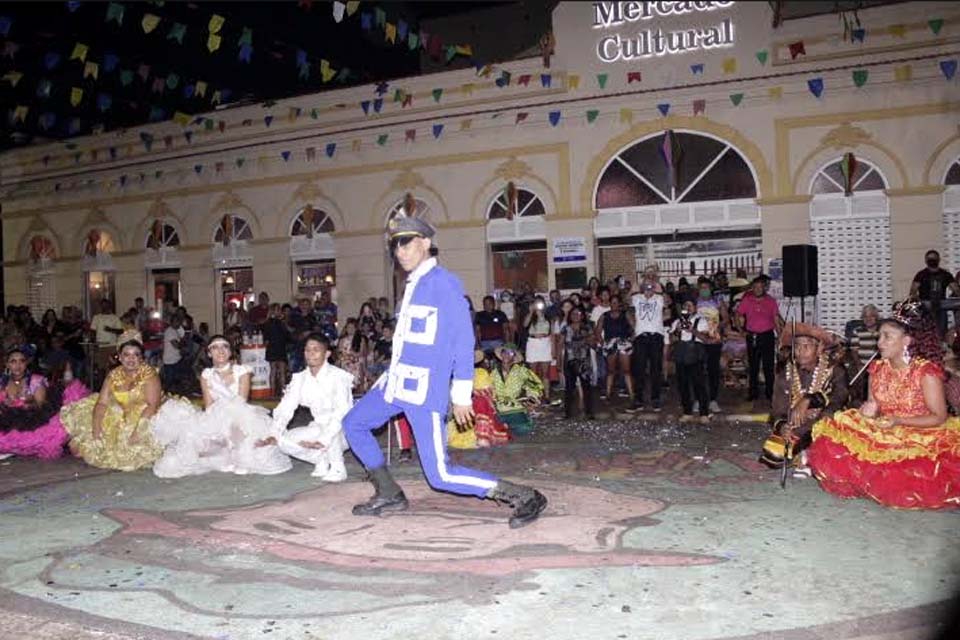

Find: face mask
<box><xmin>927</xmin><ymin>258</ymin><xmax>940</xmax><ymax>269</ymax></box>
<box><xmin>699</xmin><ymin>289</ymin><xmax>711</xmax><ymax>300</ymax></box>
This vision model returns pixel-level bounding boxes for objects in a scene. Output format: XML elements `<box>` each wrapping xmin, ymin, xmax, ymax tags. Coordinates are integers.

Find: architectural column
<box><xmin>887</xmin><ymin>187</ymin><xmax>947</xmax><ymax>300</ymax></box>
<box><xmin>757</xmin><ymin>196</ymin><xmax>812</xmax><ymax>269</ymax></box>
<box><xmin>178</xmin><ymin>246</ymin><xmax>216</xmax><ymax>327</ymax></box>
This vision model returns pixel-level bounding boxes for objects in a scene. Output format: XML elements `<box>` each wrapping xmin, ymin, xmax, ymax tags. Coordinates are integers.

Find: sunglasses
<box><xmin>389</xmin><ymin>236</ymin><xmax>418</xmax><ymax>252</ymax></box>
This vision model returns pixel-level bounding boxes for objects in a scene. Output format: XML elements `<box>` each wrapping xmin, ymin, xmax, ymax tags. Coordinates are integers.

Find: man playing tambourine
<box><xmin>762</xmin><ymin>323</ymin><xmax>849</xmax><ymax>478</ymax></box>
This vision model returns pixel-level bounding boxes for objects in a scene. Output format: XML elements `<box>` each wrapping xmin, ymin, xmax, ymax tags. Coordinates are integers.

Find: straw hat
<box><xmin>494</xmin><ymin>343</ymin><xmax>524</xmax><ymax>363</ymax></box>
<box><xmin>779</xmin><ymin>322</ymin><xmax>835</xmax><ymax>349</ymax></box>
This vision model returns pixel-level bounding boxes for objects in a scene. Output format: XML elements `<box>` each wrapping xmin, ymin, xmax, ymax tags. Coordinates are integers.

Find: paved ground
<box><xmin>1</xmin><ymin>402</ymin><xmax>959</xmax><ymax>640</ymax></box>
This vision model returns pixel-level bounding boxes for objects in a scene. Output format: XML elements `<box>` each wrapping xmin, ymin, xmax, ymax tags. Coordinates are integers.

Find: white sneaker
<box><xmin>320</xmin><ymin>469</ymin><xmax>347</xmax><ymax>483</ymax></box>
<box><xmin>310</xmin><ymin>464</ymin><xmax>332</xmax><ymax>478</ymax></box>
<box><xmin>709</xmin><ymin>401</ymin><xmax>722</xmax><ymax>413</ymax></box>
<box><xmin>0</xmin><ymin>453</ymin><xmax>14</xmax><ymax>461</ymax></box>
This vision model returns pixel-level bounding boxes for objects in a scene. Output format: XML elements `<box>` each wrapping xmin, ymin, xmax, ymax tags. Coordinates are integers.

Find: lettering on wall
<box><xmin>593</xmin><ymin>1</ymin><xmax>736</xmax><ymax>63</ymax></box>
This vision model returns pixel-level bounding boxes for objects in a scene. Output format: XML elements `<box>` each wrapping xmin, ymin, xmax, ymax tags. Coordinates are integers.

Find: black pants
<box><xmin>703</xmin><ymin>343</ymin><xmax>722</xmax><ymax>402</ymax></box>
<box><xmin>564</xmin><ymin>358</ymin><xmax>593</xmax><ymax>417</ymax></box>
<box><xmin>746</xmin><ymin>330</ymin><xmax>775</xmax><ymax>400</ymax></box>
<box><xmin>677</xmin><ymin>360</ymin><xmax>709</xmax><ymax>416</ymax></box>
<box><xmin>632</xmin><ymin>333</ymin><xmax>663</xmax><ymax>405</ymax></box>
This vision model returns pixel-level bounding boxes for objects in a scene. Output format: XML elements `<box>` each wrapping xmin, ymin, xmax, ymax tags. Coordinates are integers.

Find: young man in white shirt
<box><xmin>628</xmin><ymin>282</ymin><xmax>665</xmax><ymax>412</ymax></box>
<box><xmin>264</xmin><ymin>333</ymin><xmax>354</xmax><ymax>482</ymax></box>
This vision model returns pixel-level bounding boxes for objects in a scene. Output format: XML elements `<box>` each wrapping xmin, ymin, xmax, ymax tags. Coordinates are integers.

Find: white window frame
<box><xmin>486</xmin><ymin>186</ymin><xmax>547</xmax><ymax>243</ymax></box>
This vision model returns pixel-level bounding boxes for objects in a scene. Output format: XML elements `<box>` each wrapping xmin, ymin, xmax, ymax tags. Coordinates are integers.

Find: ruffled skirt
<box><xmin>448</xmin><ymin>390</ymin><xmax>510</xmax><ymax>449</ymax></box>
<box><xmin>151</xmin><ymin>396</ymin><xmax>291</xmax><ymax>478</ymax></box>
<box><xmin>808</xmin><ymin>409</ymin><xmax>960</xmax><ymax>509</ymax></box>
<box><xmin>0</xmin><ymin>381</ymin><xmax>90</xmax><ymax>459</ymax></box>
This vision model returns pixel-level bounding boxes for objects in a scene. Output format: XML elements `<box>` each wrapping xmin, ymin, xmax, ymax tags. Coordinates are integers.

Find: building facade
<box><xmin>2</xmin><ymin>1</ymin><xmax>959</xmax><ymax>332</ymax></box>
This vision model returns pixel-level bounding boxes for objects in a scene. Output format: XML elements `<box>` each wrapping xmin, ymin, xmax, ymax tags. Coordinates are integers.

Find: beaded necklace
<box><xmin>784</xmin><ymin>354</ymin><xmax>832</xmax><ymax>408</ymax></box>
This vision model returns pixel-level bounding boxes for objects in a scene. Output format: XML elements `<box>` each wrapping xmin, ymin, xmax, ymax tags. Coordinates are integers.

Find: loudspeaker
<box><xmin>782</xmin><ymin>244</ymin><xmax>818</xmax><ymax>297</ymax></box>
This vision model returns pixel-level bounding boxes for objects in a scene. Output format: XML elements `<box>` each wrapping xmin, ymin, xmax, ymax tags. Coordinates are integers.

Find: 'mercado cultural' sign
<box><xmin>593</xmin><ymin>1</ymin><xmax>735</xmax><ymax>63</ymax></box>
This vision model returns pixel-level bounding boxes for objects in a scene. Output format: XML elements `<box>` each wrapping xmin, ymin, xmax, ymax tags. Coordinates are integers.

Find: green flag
<box><xmin>852</xmin><ymin>69</ymin><xmax>868</xmax><ymax>87</ymax></box>
<box><xmin>729</xmin><ymin>93</ymin><xmax>743</xmax><ymax>106</ymax></box>
<box><xmin>432</xmin><ymin>88</ymin><xmax>443</xmax><ymax>103</ymax></box>
<box><xmin>377</xmin><ymin>133</ymin><xmax>388</xmax><ymax>146</ymax></box>
<box><xmin>586</xmin><ymin>109</ymin><xmax>599</xmax><ymax>123</ymax></box>
<box><xmin>755</xmin><ymin>50</ymin><xmax>768</xmax><ymax>65</ymax></box>
<box><xmin>167</xmin><ymin>22</ymin><xmax>186</xmax><ymax>44</ymax></box>
<box><xmin>596</xmin><ymin>73</ymin><xmax>608</xmax><ymax>89</ymax></box>
<box><xmin>929</xmin><ymin>18</ymin><xmax>944</xmax><ymax>35</ymax></box>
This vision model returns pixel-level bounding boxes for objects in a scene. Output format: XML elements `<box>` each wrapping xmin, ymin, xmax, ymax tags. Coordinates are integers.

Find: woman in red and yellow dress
<box><xmin>808</xmin><ymin>301</ymin><xmax>960</xmax><ymax>509</ymax></box>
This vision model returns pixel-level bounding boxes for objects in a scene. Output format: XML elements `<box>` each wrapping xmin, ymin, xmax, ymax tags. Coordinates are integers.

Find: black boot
<box><xmin>352</xmin><ymin>466</ymin><xmax>408</xmax><ymax>516</ymax></box>
<box><xmin>564</xmin><ymin>386</ymin><xmax>575</xmax><ymax>418</ymax></box>
<box><xmin>486</xmin><ymin>480</ymin><xmax>548</xmax><ymax>529</ymax></box>
<box><xmin>583</xmin><ymin>385</ymin><xmax>595</xmax><ymax>420</ymax></box>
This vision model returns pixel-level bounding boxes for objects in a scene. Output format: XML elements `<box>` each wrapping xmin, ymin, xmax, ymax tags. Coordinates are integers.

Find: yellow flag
<box><xmin>346</xmin><ymin>1</ymin><xmax>360</xmax><ymax>16</ymax></box>
<box><xmin>768</xmin><ymin>86</ymin><xmax>783</xmax><ymax>100</ymax></box>
<box><xmin>461</xmin><ymin>82</ymin><xmax>475</xmax><ymax>96</ymax></box>
<box><xmin>722</xmin><ymin>57</ymin><xmax>737</xmax><ymax>74</ymax></box>
<box><xmin>455</xmin><ymin>44</ymin><xmax>473</xmax><ymax>56</ymax></box>
<box><xmin>195</xmin><ymin>81</ymin><xmax>207</xmax><ymax>97</ymax></box>
<box><xmin>351</xmin><ymin>139</ymin><xmax>362</xmax><ymax>152</ymax></box>
<box><xmin>460</xmin><ymin>119</ymin><xmax>472</xmax><ymax>130</ymax></box>
<box><xmin>888</xmin><ymin>24</ymin><xmax>906</xmax><ymax>37</ymax></box>
<box><xmin>83</xmin><ymin>61</ymin><xmax>99</xmax><ymax>80</ymax></box>
<box><xmin>13</xmin><ymin>105</ymin><xmax>28</xmax><ymax>123</ymax></box>
<box><xmin>619</xmin><ymin>108</ymin><xmax>633</xmax><ymax>124</ymax></box>
<box><xmin>209</xmin><ymin>14</ymin><xmax>225</xmax><ymax>33</ymax></box>
<box><xmin>207</xmin><ymin>33</ymin><xmax>222</xmax><ymax>52</ymax></box>
<box><xmin>70</xmin><ymin>87</ymin><xmax>83</xmax><ymax>107</ymax></box>
<box><xmin>320</xmin><ymin>59</ymin><xmax>336</xmax><ymax>82</ymax></box>
<box><xmin>3</xmin><ymin>71</ymin><xmax>23</xmax><ymax>87</ymax></box>
<box><xmin>212</xmin><ymin>90</ymin><xmax>222</xmax><ymax>105</ymax></box>
<box><xmin>385</xmin><ymin>22</ymin><xmax>396</xmax><ymax>44</ymax></box>
<box><xmin>568</xmin><ymin>74</ymin><xmax>580</xmax><ymax>90</ymax></box>
<box><xmin>141</xmin><ymin>13</ymin><xmax>160</xmax><ymax>34</ymax></box>
<box><xmin>894</xmin><ymin>64</ymin><xmax>912</xmax><ymax>81</ymax></box>
<box><xmin>70</xmin><ymin>43</ymin><xmax>88</xmax><ymax>62</ymax></box>
<box><xmin>173</xmin><ymin>111</ymin><xmax>191</xmax><ymax>126</ymax></box>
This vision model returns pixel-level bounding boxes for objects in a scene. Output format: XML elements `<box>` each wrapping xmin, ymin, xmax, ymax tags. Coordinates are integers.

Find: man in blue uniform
<box><xmin>342</xmin><ymin>215</ymin><xmax>547</xmax><ymax>528</ymax></box>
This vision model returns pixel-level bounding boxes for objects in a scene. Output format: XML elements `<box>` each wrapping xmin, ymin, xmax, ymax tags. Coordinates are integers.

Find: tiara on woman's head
<box><xmin>890</xmin><ymin>298</ymin><xmax>925</xmax><ymax>327</ymax></box>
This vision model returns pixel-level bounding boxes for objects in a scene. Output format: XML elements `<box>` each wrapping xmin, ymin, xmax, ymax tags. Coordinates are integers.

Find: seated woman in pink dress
<box><xmin>0</xmin><ymin>346</ymin><xmax>89</xmax><ymax>460</ymax></box>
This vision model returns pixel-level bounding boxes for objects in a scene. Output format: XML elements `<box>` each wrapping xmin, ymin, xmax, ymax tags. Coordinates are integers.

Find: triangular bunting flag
<box><xmin>408</xmin><ymin>32</ymin><xmax>419</xmax><ymax>50</ymax></box>
<box><xmin>894</xmin><ymin>65</ymin><xmax>912</xmax><ymax>82</ymax></box>
<box><xmin>106</xmin><ymin>3</ymin><xmax>124</xmax><ymax>25</ymax></box>
<box><xmin>852</xmin><ymin>28</ymin><xmax>865</xmax><ymax>42</ymax></box>
<box><xmin>768</xmin><ymin>86</ymin><xmax>783</xmax><ymax>100</ymax></box>
<box><xmin>352</xmin><ymin>139</ymin><xmax>362</xmax><ymax>152</ymax></box>
<box><xmin>548</xmin><ymin>110</ymin><xmax>561</xmax><ymax>126</ymax></box>
<box><xmin>515</xmin><ymin>112</ymin><xmax>528</xmax><ymax>124</ymax></box>
<box><xmin>756</xmin><ymin>50</ymin><xmax>768</xmax><ymax>65</ymax></box>
<box><xmin>627</xmin><ymin>71</ymin><xmax>641</xmax><ymax>83</ymax></box>
<box><xmin>141</xmin><ymin>14</ymin><xmax>160</xmax><ymax>34</ymax></box>
<box><xmin>852</xmin><ymin>69</ymin><xmax>868</xmax><ymax>87</ymax></box>
<box><xmin>361</xmin><ymin>12</ymin><xmax>372</xmax><ymax>30</ymax></box>
<box><xmin>461</xmin><ymin>82</ymin><xmax>475</xmax><ymax>95</ymax></box>
<box><xmin>402</xmin><ymin>93</ymin><xmax>412</xmax><ymax>108</ymax></box>
<box><xmin>657</xmin><ymin>103</ymin><xmax>670</xmax><ymax>116</ymax></box>
<box><xmin>807</xmin><ymin>77</ymin><xmax>824</xmax><ymax>98</ymax></box>
<box><xmin>209</xmin><ymin>14</ymin><xmax>225</xmax><ymax>33</ymax></box>
<box><xmin>333</xmin><ymin>1</ymin><xmax>345</xmax><ymax>23</ymax></box>
<box><xmin>184</xmin><ymin>131</ymin><xmax>193</xmax><ymax>143</ymax></box>
<box><xmin>541</xmin><ymin>74</ymin><xmax>551</xmax><ymax>88</ymax></box>
<box><xmin>888</xmin><ymin>24</ymin><xmax>906</xmax><ymax>38</ymax></box>
<box><xmin>346</xmin><ymin>1</ymin><xmax>359</xmax><ymax>16</ymax></box>
<box><xmin>96</xmin><ymin>92</ymin><xmax>111</xmax><ymax>112</ymax></box>
<box><xmin>586</xmin><ymin>109</ymin><xmax>599</xmax><ymax>124</ymax></box>
<box><xmin>173</xmin><ymin>111</ymin><xmax>190</xmax><ymax>126</ymax></box>
<box><xmin>238</xmin><ymin>44</ymin><xmax>253</xmax><ymax>63</ymax></box>
<box><xmin>120</xmin><ymin>69</ymin><xmax>133</xmax><ymax>86</ymax></box>
<box><xmin>103</xmin><ymin>53</ymin><xmax>119</xmax><ymax>72</ymax></box>
<box><xmin>215</xmin><ymin>162</ymin><xmax>223</xmax><ymax>174</ymax></box>
<box><xmin>405</xmin><ymin>129</ymin><xmax>416</xmax><ymax>142</ymax></box>
<box><xmin>690</xmin><ymin>63</ymin><xmax>704</xmax><ymax>75</ymax></box>
<box><xmin>264</xmin><ymin>115</ymin><xmax>273</xmax><ymax>127</ymax></box>
<box><xmin>693</xmin><ymin>99</ymin><xmax>705</xmax><ymax>115</ymax></box>
<box><xmin>518</xmin><ymin>74</ymin><xmax>531</xmax><ymax>86</ymax></box>
<box><xmin>495</xmin><ymin>71</ymin><xmax>511</xmax><ymax>87</ymax></box>
<box><xmin>168</xmin><ymin>22</ymin><xmax>186</xmax><ymax>44</ymax></box>
<box><xmin>373</xmin><ymin>98</ymin><xmax>383</xmax><ymax>113</ymax></box>
<box><xmin>568</xmin><ymin>74</ymin><xmax>580</xmax><ymax>89</ymax></box>
<box><xmin>788</xmin><ymin>41</ymin><xmax>805</xmax><ymax>59</ymax></box>
<box><xmin>940</xmin><ymin>60</ymin><xmax>957</xmax><ymax>80</ymax></box>
<box><xmin>236</xmin><ymin>158</ymin><xmax>245</xmax><ymax>168</ymax></box>
<box><xmin>140</xmin><ymin>132</ymin><xmax>154</xmax><ymax>151</ymax></box>
<box><xmin>619</xmin><ymin>108</ymin><xmax>633</xmax><ymax>124</ymax></box>
<box><xmin>194</xmin><ymin>165</ymin><xmax>203</xmax><ymax>175</ymax></box>
<box><xmin>596</xmin><ymin>73</ymin><xmax>608</xmax><ymax>89</ymax></box>
<box><xmin>377</xmin><ymin>133</ymin><xmax>388</xmax><ymax>146</ymax></box>
<box><xmin>432</xmin><ymin>123</ymin><xmax>444</xmax><ymax>139</ymax></box>
<box><xmin>460</xmin><ymin>119</ymin><xmax>472</xmax><ymax>130</ymax></box>
<box><xmin>44</xmin><ymin>52</ymin><xmax>61</xmax><ymax>70</ymax></box>
<box><xmin>729</xmin><ymin>93</ymin><xmax>744</xmax><ymax>106</ymax></box>
<box><xmin>375</xmin><ymin>7</ymin><xmax>386</xmax><ymax>27</ymax></box>
<box><xmin>70</xmin><ymin>87</ymin><xmax>83</xmax><ymax>106</ymax></box>
<box><xmin>325</xmin><ymin>143</ymin><xmax>336</xmax><ymax>158</ymax></box>
<box><xmin>281</xmin><ymin>151</ymin><xmax>291</xmax><ymax>162</ymax></box>
<box><xmin>361</xmin><ymin>100</ymin><xmax>371</xmax><ymax>115</ymax></box>
<box><xmin>166</xmin><ymin>73</ymin><xmax>179</xmax><ymax>89</ymax></box>
<box><xmin>722</xmin><ymin>57</ymin><xmax>737</xmax><ymax>73</ymax></box>
<box><xmin>138</xmin><ymin>63</ymin><xmax>150</xmax><ymax>81</ymax></box>
<box><xmin>70</xmin><ymin>42</ymin><xmax>88</xmax><ymax>62</ymax></box>
<box><xmin>208</xmin><ymin>33</ymin><xmax>222</xmax><ymax>52</ymax></box>
<box><xmin>3</xmin><ymin>71</ymin><xmax>22</xmax><ymax>87</ymax></box>
<box><xmin>929</xmin><ymin>18</ymin><xmax>944</xmax><ymax>35</ymax></box>
<box><xmin>385</xmin><ymin>22</ymin><xmax>396</xmax><ymax>44</ymax></box>
<box><xmin>432</xmin><ymin>88</ymin><xmax>443</xmax><ymax>103</ymax></box>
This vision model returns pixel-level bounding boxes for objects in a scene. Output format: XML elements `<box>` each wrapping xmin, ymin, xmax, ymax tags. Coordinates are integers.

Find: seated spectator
<box><xmin>448</xmin><ymin>350</ymin><xmax>511</xmax><ymax>449</ymax></box>
<box><xmin>367</xmin><ymin>322</ymin><xmax>393</xmax><ymax>383</ymax></box>
<box><xmin>846</xmin><ymin>304</ymin><xmax>881</xmax><ymax>402</ymax></box>
<box><xmin>491</xmin><ymin>344</ymin><xmax>543</xmax><ymax>436</ymax></box>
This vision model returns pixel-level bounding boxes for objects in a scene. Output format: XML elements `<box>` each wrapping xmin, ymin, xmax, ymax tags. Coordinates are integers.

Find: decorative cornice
<box><xmin>211</xmin><ymin>191</ymin><xmax>247</xmax><ymax>215</ymax></box>
<box><xmin>389</xmin><ymin>169</ymin><xmax>426</xmax><ymax>192</ymax></box>
<box><xmin>493</xmin><ymin>157</ymin><xmax>531</xmax><ymax>182</ymax></box>
<box><xmin>820</xmin><ymin>123</ymin><xmax>873</xmax><ymax>149</ymax></box>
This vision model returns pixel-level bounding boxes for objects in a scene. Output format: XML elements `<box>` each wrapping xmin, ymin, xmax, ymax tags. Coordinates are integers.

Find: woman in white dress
<box><xmin>151</xmin><ymin>335</ymin><xmax>291</xmax><ymax>478</ymax></box>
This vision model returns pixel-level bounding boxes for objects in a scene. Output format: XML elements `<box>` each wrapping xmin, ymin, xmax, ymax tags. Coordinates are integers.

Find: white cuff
<box><xmin>450</xmin><ymin>379</ymin><xmax>473</xmax><ymax>407</ymax></box>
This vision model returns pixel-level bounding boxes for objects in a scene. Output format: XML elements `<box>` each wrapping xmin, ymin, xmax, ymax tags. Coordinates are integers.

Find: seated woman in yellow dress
<box><xmin>448</xmin><ymin>350</ymin><xmax>510</xmax><ymax>449</ymax></box>
<box><xmin>808</xmin><ymin>301</ymin><xmax>960</xmax><ymax>509</ymax></box>
<box><xmin>61</xmin><ymin>335</ymin><xmax>164</xmax><ymax>471</ymax></box>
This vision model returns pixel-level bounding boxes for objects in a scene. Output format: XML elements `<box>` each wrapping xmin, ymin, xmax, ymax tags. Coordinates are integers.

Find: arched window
<box><xmin>28</xmin><ymin>235</ymin><xmax>56</xmax><ymax>263</ymax></box>
<box><xmin>487</xmin><ymin>186</ymin><xmax>546</xmax><ymax>220</ymax></box>
<box><xmin>942</xmin><ymin>158</ymin><xmax>960</xmax><ymax>276</ymax></box>
<box><xmin>26</xmin><ymin>235</ymin><xmax>57</xmax><ymax>319</ymax></box>
<box><xmin>593</xmin><ymin>131</ymin><xmax>759</xmax><ymax>236</ymax></box>
<box><xmin>291</xmin><ymin>206</ymin><xmax>335</xmax><ymax>236</ymax></box>
<box><xmin>809</xmin><ymin>157</ymin><xmax>891</xmax><ymax>332</ymax></box>
<box><xmin>595</xmin><ymin>131</ymin><xmax>756</xmax><ymax>208</ymax></box>
<box><xmin>386</xmin><ymin>196</ymin><xmax>431</xmax><ymax>225</ymax></box>
<box><xmin>146</xmin><ymin>221</ymin><xmax>181</xmax><ymax>250</ymax></box>
<box><xmin>84</xmin><ymin>229</ymin><xmax>116</xmax><ymax>256</ymax></box>
<box><xmin>213</xmin><ymin>214</ymin><xmax>253</xmax><ymax>244</ymax></box>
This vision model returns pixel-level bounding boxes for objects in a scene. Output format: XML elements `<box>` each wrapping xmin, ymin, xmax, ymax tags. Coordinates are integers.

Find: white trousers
<box><xmin>277</xmin><ymin>422</ymin><xmax>348</xmax><ymax>477</ymax></box>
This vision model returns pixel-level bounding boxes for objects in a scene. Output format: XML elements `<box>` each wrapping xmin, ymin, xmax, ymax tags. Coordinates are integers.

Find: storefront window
<box><xmin>84</xmin><ymin>271</ymin><xmax>116</xmax><ymax>317</ymax></box>
<box><xmin>221</xmin><ymin>267</ymin><xmax>255</xmax><ymax>328</ymax></box>
<box><xmin>491</xmin><ymin>243</ymin><xmax>549</xmax><ymax>293</ymax></box>
<box><xmin>294</xmin><ymin>260</ymin><xmax>336</xmax><ymax>301</ymax></box>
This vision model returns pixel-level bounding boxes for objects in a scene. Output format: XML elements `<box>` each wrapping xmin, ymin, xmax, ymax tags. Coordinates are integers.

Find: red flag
<box><xmin>788</xmin><ymin>41</ymin><xmax>806</xmax><ymax>59</ymax></box>
<box><xmin>517</xmin><ymin>74</ymin><xmax>531</xmax><ymax>86</ymax></box>
<box><xmin>515</xmin><ymin>112</ymin><xmax>528</xmax><ymax>124</ymax></box>
<box><xmin>627</xmin><ymin>71</ymin><xmax>642</xmax><ymax>83</ymax></box>
<box><xmin>405</xmin><ymin>128</ymin><xmax>416</xmax><ymax>142</ymax></box>
<box><xmin>693</xmin><ymin>99</ymin><xmax>706</xmax><ymax>115</ymax></box>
